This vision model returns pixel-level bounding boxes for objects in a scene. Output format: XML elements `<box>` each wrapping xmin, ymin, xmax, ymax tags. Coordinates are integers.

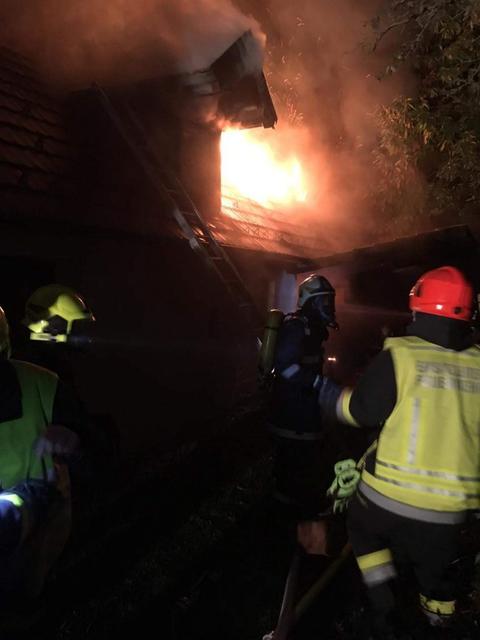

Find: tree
<box><xmin>372</xmin><ymin>0</ymin><xmax>480</xmax><ymax>229</ymax></box>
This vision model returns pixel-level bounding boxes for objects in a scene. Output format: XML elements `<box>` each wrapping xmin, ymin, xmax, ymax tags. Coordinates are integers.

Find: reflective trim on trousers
<box><xmin>358</xmin><ymin>481</ymin><xmax>467</xmax><ymax>524</ymax></box>
<box><xmin>420</xmin><ymin>594</ymin><xmax>455</xmax><ymax>616</ymax></box>
<box><xmin>357</xmin><ymin>548</ymin><xmax>393</xmax><ymax>571</ymax></box>
<box><xmin>362</xmin><ymin>563</ymin><xmax>397</xmax><ymax>587</ymax></box>
<box><xmin>357</xmin><ymin>549</ymin><xmax>396</xmax><ymax>587</ymax></box>
<box><xmin>267</xmin><ymin>424</ymin><xmax>324</xmax><ymax>441</ymax></box>
<box><xmin>376</xmin><ymin>459</ymin><xmax>480</xmax><ymax>484</ymax></box>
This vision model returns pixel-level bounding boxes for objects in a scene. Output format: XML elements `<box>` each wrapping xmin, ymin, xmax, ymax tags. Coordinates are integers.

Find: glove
<box><xmin>317</xmin><ymin>376</ymin><xmax>342</xmax><ymax>418</ymax></box>
<box><xmin>33</xmin><ymin>424</ymin><xmax>80</xmax><ymax>459</ymax></box>
<box><xmin>326</xmin><ymin>459</ymin><xmax>361</xmax><ymax>514</ymax></box>
<box><xmin>297</xmin><ymin>520</ymin><xmax>328</xmax><ymax>555</ymax></box>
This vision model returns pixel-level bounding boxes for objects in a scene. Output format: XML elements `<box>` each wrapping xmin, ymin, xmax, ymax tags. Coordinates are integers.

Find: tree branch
<box><xmin>373</xmin><ymin>18</ymin><xmax>411</xmax><ymax>51</ymax></box>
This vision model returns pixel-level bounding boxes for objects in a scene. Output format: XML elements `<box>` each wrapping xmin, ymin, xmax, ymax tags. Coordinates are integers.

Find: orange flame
<box><xmin>220</xmin><ymin>128</ymin><xmax>308</xmax><ymax>210</ymax></box>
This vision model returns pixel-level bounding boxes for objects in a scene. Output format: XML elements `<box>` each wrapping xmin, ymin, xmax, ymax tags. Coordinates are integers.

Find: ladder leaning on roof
<box><xmin>93</xmin><ymin>85</ymin><xmax>264</xmax><ymax>336</ymax></box>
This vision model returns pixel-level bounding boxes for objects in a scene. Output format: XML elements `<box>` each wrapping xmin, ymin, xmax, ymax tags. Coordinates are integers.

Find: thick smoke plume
<box><xmin>233</xmin><ymin>0</ymin><xmax>415</xmax><ymax>253</ymax></box>
<box><xmin>0</xmin><ymin>0</ymin><xmax>264</xmax><ymax>88</ymax></box>
<box><xmin>0</xmin><ymin>0</ymin><xmax>415</xmax><ymax>253</ymax></box>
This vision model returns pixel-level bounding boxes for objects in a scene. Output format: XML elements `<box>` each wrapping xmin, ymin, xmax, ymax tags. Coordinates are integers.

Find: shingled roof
<box><xmin>0</xmin><ymin>45</ymin><xmax>326</xmax><ymax>259</ymax></box>
<box><xmin>0</xmin><ymin>47</ymin><xmax>182</xmax><ymax>237</ymax></box>
<box><xmin>0</xmin><ymin>47</ymin><xmax>75</xmax><ymax>222</ymax></box>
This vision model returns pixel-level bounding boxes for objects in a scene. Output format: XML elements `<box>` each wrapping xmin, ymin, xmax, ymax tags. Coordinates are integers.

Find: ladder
<box><xmin>94</xmin><ymin>85</ymin><xmax>264</xmax><ymax>335</ymax></box>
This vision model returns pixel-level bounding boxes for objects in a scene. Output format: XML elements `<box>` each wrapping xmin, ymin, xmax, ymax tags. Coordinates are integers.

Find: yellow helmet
<box><xmin>0</xmin><ymin>307</ymin><xmax>11</xmax><ymax>357</ymax></box>
<box><xmin>23</xmin><ymin>284</ymin><xmax>95</xmax><ymax>343</ymax></box>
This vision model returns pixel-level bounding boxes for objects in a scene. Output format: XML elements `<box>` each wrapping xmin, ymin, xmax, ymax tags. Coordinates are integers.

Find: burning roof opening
<box><xmin>220</xmin><ymin>128</ymin><xmax>307</xmax><ymax>210</ymax></box>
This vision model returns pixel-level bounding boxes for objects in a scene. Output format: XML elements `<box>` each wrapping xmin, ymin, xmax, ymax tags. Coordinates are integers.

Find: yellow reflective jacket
<box><xmin>360</xmin><ymin>336</ymin><xmax>480</xmax><ymax>520</ymax></box>
<box><xmin>0</xmin><ymin>360</ymin><xmax>57</xmax><ymax>490</ymax></box>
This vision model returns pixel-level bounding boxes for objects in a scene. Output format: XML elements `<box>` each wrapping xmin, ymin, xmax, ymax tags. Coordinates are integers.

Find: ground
<box><xmin>1</xmin><ymin>397</ymin><xmax>480</xmax><ymax>639</ymax></box>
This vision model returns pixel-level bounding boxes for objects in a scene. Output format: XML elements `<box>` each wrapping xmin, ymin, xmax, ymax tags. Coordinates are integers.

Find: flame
<box><xmin>220</xmin><ymin>128</ymin><xmax>308</xmax><ymax>210</ymax></box>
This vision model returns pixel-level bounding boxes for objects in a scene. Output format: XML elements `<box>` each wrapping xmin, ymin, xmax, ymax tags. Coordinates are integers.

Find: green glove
<box><xmin>326</xmin><ymin>459</ymin><xmax>361</xmax><ymax>513</ymax></box>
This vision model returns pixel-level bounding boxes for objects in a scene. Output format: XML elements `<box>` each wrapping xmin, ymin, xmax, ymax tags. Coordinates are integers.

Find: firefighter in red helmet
<box><xmin>319</xmin><ymin>266</ymin><xmax>479</xmax><ymax>638</ymax></box>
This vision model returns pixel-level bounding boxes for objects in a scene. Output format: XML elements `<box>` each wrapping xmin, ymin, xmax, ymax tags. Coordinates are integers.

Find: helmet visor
<box><xmin>313</xmin><ymin>292</ymin><xmax>336</xmax><ymax>324</ymax></box>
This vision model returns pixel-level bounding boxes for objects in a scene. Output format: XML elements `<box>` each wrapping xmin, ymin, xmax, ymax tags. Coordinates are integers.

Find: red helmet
<box><xmin>409</xmin><ymin>266</ymin><xmax>474</xmax><ymax>321</ymax></box>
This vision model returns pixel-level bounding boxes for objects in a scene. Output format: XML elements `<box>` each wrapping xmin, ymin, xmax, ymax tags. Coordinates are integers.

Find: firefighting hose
<box><xmin>264</xmin><ymin>447</ymin><xmax>374</xmax><ymax>639</ymax></box>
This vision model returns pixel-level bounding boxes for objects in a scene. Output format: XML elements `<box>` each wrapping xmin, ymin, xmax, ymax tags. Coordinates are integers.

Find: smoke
<box><xmin>0</xmin><ymin>0</ymin><xmax>264</xmax><ymax>88</ymax></box>
<box><xmin>231</xmin><ymin>0</ymin><xmax>417</xmax><ymax>252</ymax></box>
<box><xmin>0</xmin><ymin>0</ymin><xmax>417</xmax><ymax>253</ymax></box>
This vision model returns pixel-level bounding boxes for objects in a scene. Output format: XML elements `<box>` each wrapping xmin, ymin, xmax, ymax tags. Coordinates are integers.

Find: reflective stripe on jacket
<box><xmin>0</xmin><ymin>360</ymin><xmax>57</xmax><ymax>490</ymax></box>
<box><xmin>362</xmin><ymin>336</ymin><xmax>480</xmax><ymax>514</ymax></box>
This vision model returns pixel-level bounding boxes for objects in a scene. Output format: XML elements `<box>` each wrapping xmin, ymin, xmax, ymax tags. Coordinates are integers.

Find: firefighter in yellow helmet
<box><xmin>23</xmin><ymin>284</ymin><xmax>95</xmax><ymax>344</ymax></box>
<box><xmin>0</xmin><ymin>306</ymin><xmax>84</xmax><ymax>599</ymax></box>
<box><xmin>318</xmin><ymin>266</ymin><xmax>479</xmax><ymax>638</ymax></box>
<box><xmin>17</xmin><ymin>284</ymin><xmax>95</xmax><ymax>385</ymax></box>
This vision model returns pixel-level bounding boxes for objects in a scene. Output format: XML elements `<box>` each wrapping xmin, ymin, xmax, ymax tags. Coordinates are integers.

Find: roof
<box><xmin>0</xmin><ymin>47</ymin><xmax>179</xmax><ymax>237</ymax></box>
<box><xmin>1</xmin><ymin>47</ymin><xmax>478</xmax><ymax>266</ymax></box>
<box><xmin>212</xmin><ymin>193</ymin><xmax>328</xmax><ymax>258</ymax></box>
<box><xmin>0</xmin><ymin>45</ymin><xmax>316</xmax><ymax>258</ymax></box>
<box><xmin>0</xmin><ymin>47</ymin><xmax>73</xmax><ymax>222</ymax></box>
<box><xmin>308</xmin><ymin>224</ymin><xmax>478</xmax><ymax>270</ymax></box>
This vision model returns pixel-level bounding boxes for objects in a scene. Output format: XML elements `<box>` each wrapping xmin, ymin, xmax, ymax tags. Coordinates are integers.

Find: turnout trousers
<box><xmin>347</xmin><ymin>491</ymin><xmax>462</xmax><ymax>626</ymax></box>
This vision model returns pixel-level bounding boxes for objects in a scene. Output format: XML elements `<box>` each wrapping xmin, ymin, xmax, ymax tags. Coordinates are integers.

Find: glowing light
<box><xmin>220</xmin><ymin>128</ymin><xmax>308</xmax><ymax>209</ymax></box>
<box><xmin>327</xmin><ymin>356</ymin><xmax>337</xmax><ymax>362</ymax></box>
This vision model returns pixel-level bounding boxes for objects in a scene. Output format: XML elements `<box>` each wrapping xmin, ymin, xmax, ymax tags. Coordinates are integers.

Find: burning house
<box><xmin>1</xmin><ymin>27</ymin><xmax>480</xmax><ymax>456</ymax></box>
<box><xmin>3</xmin><ymin>6</ymin><xmax>480</xmax><ymax>637</ymax></box>
<box><xmin>0</xmin><ymin>31</ymin><xmax>328</xmax><ymax>461</ymax></box>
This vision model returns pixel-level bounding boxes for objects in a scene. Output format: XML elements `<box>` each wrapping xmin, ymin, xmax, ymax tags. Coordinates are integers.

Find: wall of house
<box><xmin>0</xmin><ymin>223</ymin><xmax>261</xmax><ymax>457</ymax></box>
<box><xmin>0</xmin><ymin>48</ymin><xmax>275</xmax><ymax>460</ymax></box>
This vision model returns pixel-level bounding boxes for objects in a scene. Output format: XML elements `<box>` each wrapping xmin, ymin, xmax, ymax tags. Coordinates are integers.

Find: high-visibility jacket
<box><xmin>0</xmin><ymin>360</ymin><xmax>57</xmax><ymax>490</ymax></box>
<box><xmin>348</xmin><ymin>336</ymin><xmax>480</xmax><ymax>521</ymax></box>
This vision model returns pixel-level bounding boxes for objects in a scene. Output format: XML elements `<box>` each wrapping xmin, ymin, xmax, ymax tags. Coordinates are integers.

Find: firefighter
<box><xmin>319</xmin><ymin>266</ymin><xmax>479</xmax><ymax>637</ymax></box>
<box><xmin>18</xmin><ymin>284</ymin><xmax>119</xmax><ymax>486</ymax></box>
<box><xmin>23</xmin><ymin>284</ymin><xmax>94</xmax><ymax>339</ymax></box>
<box><xmin>266</xmin><ymin>274</ymin><xmax>339</xmax><ymax>545</ymax></box>
<box><xmin>18</xmin><ymin>284</ymin><xmax>95</xmax><ymax>384</ymax></box>
<box><xmin>0</xmin><ymin>306</ymin><xmax>84</xmax><ymax>601</ymax></box>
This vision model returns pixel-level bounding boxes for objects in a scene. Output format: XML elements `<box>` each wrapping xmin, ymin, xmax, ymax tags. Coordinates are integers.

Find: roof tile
<box><xmin>0</xmin><ymin>78</ymin><xmax>59</xmax><ymax>116</ymax></box>
<box><xmin>0</xmin><ymin>124</ymin><xmax>39</xmax><ymax>149</ymax></box>
<box><xmin>0</xmin><ymin>67</ymin><xmax>42</xmax><ymax>93</ymax></box>
<box><xmin>0</xmin><ymin>92</ymin><xmax>27</xmax><ymax>115</ymax></box>
<box><xmin>0</xmin><ymin>107</ymin><xmax>67</xmax><ymax>141</ymax></box>
<box><xmin>0</xmin><ymin>124</ymin><xmax>71</xmax><ymax>159</ymax></box>
<box><xmin>29</xmin><ymin>104</ymin><xmax>61</xmax><ymax>126</ymax></box>
<box><xmin>0</xmin><ymin>140</ymin><xmax>67</xmax><ymax>174</ymax></box>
